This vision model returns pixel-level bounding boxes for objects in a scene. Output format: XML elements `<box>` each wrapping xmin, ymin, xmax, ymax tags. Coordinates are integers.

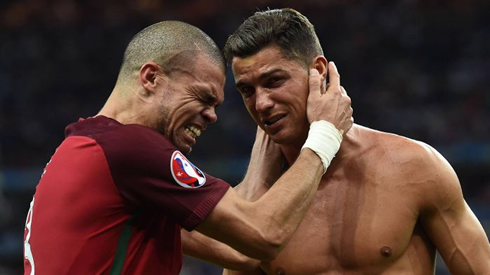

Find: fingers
<box><xmin>306</xmin><ymin>61</ymin><xmax>354</xmax><ymax>135</ymax></box>
<box><xmin>340</xmin><ymin>86</ymin><xmax>354</xmax><ymax>136</ymax></box>
<box><xmin>309</xmin><ymin>69</ymin><xmax>322</xmax><ymax>95</ymax></box>
<box><xmin>341</xmin><ymin>87</ymin><xmax>353</xmax><ymax>118</ymax></box>
<box><xmin>314</xmin><ymin>62</ymin><xmax>340</xmax><ymax>96</ymax></box>
<box><xmin>310</xmin><ymin>63</ymin><xmax>342</xmax><ymax>96</ymax></box>
<box><xmin>340</xmin><ymin>86</ymin><xmax>347</xmax><ymax>95</ymax></box>
<box><xmin>328</xmin><ymin>61</ymin><xmax>340</xmax><ymax>89</ymax></box>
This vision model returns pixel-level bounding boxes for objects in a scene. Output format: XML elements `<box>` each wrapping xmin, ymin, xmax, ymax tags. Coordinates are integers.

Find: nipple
<box><xmin>380</xmin><ymin>246</ymin><xmax>392</xmax><ymax>257</ymax></box>
<box><xmin>275</xmin><ymin>267</ymin><xmax>286</xmax><ymax>275</ymax></box>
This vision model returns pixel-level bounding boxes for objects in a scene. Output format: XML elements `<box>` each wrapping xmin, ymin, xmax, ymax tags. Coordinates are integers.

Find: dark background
<box><xmin>0</xmin><ymin>0</ymin><xmax>488</xmax><ymax>274</ymax></box>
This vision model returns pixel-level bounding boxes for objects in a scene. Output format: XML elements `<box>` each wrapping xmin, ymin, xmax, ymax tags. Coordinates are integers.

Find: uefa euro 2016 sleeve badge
<box><xmin>170</xmin><ymin>151</ymin><xmax>207</xmax><ymax>188</ymax></box>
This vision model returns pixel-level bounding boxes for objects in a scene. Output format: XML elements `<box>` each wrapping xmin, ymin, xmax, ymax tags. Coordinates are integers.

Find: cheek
<box><xmin>167</xmin><ymin>103</ymin><xmax>196</xmax><ymax>126</ymax></box>
<box><xmin>243</xmin><ymin>100</ymin><xmax>262</xmax><ymax>124</ymax></box>
<box><xmin>243</xmin><ymin>98</ymin><xmax>256</xmax><ymax>113</ymax></box>
<box><xmin>287</xmin><ymin>94</ymin><xmax>308</xmax><ymax>121</ymax></box>
<box><xmin>294</xmin><ymin>86</ymin><xmax>309</xmax><ymax>110</ymax></box>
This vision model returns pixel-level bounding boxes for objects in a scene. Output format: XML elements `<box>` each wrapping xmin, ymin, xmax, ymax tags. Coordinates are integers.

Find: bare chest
<box><xmin>261</xmin><ymin>177</ymin><xmax>433</xmax><ymax>274</ymax></box>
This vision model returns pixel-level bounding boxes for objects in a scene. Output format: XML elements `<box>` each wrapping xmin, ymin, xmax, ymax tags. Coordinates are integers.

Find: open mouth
<box><xmin>264</xmin><ymin>114</ymin><xmax>286</xmax><ymax>127</ymax></box>
<box><xmin>185</xmin><ymin>125</ymin><xmax>202</xmax><ymax>139</ymax></box>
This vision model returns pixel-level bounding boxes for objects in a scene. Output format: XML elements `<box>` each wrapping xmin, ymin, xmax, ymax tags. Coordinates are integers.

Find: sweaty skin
<box><xmin>235</xmin><ymin>126</ymin><xmax>436</xmax><ymax>274</ymax></box>
<box><xmin>223</xmin><ymin>46</ymin><xmax>489</xmax><ymax>275</ymax></box>
<box><xmin>228</xmin><ymin>125</ymin><xmax>489</xmax><ymax>275</ymax></box>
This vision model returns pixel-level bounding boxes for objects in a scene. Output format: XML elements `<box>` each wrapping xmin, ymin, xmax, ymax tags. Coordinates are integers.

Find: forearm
<box><xmin>239</xmin><ymin>127</ymin><xmax>284</xmax><ymax>199</ymax></box>
<box><xmin>197</xmin><ymin>109</ymin><xmax>345</xmax><ymax>260</ymax></box>
<box><xmin>250</xmin><ymin>148</ymin><xmax>323</xmax><ymax>250</ymax></box>
<box><xmin>223</xmin><ymin>266</ymin><xmax>266</xmax><ymax>275</ymax></box>
<box><xmin>237</xmin><ymin>134</ymin><xmax>323</xmax><ymax>243</ymax></box>
<box><xmin>196</xmin><ymin>149</ymin><xmax>323</xmax><ymax>260</ymax></box>
<box><xmin>182</xmin><ymin>229</ymin><xmax>261</xmax><ymax>271</ymax></box>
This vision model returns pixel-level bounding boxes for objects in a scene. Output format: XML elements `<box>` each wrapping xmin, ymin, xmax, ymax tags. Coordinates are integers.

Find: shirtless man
<box><xmin>23</xmin><ymin>20</ymin><xmax>354</xmax><ymax>274</ymax></box>
<box><xmin>210</xmin><ymin>8</ymin><xmax>489</xmax><ymax>275</ymax></box>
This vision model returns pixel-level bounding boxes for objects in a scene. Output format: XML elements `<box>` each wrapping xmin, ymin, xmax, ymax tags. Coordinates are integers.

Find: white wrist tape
<box><xmin>301</xmin><ymin>120</ymin><xmax>343</xmax><ymax>174</ymax></box>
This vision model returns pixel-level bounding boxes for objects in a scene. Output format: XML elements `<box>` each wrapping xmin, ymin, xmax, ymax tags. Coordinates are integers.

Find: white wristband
<box><xmin>301</xmin><ymin>120</ymin><xmax>343</xmax><ymax>174</ymax></box>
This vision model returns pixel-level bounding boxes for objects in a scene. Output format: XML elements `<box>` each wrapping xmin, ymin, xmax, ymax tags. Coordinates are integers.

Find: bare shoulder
<box><xmin>356</xmin><ymin>125</ymin><xmax>448</xmax><ymax>169</ymax></box>
<box><xmin>356</xmin><ymin>125</ymin><xmax>462</xmax><ymax>208</ymax></box>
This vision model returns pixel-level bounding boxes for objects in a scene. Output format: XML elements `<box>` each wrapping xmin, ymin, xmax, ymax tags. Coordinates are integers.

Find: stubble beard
<box><xmin>156</xmin><ymin>106</ymin><xmax>171</xmax><ymax>140</ymax></box>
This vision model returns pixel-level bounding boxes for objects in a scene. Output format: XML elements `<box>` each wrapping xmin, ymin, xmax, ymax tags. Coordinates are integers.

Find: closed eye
<box><xmin>203</xmin><ymin>94</ymin><xmax>216</xmax><ymax>105</ymax></box>
<box><xmin>194</xmin><ymin>88</ymin><xmax>219</xmax><ymax>107</ymax></box>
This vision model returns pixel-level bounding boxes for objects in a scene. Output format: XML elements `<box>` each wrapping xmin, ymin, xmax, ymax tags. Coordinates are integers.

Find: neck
<box><xmin>280</xmin><ymin>124</ymin><xmax>360</xmax><ymax>167</ymax></box>
<box><xmin>280</xmin><ymin>142</ymin><xmax>303</xmax><ymax>167</ymax></box>
<box><xmin>97</xmin><ymin>87</ymin><xmax>154</xmax><ymax>128</ymax></box>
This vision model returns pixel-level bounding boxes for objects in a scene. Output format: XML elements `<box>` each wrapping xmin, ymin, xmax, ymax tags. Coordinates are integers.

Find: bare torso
<box><xmin>249</xmin><ymin>125</ymin><xmax>437</xmax><ymax>274</ymax></box>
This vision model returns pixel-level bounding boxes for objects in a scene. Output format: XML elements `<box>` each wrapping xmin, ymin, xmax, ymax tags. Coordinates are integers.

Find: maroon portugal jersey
<box><xmin>23</xmin><ymin>116</ymin><xmax>230</xmax><ymax>275</ymax></box>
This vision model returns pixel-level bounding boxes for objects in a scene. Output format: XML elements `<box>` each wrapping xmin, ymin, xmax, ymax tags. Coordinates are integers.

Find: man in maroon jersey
<box><xmin>183</xmin><ymin>8</ymin><xmax>489</xmax><ymax>275</ymax></box>
<box><xmin>23</xmin><ymin>20</ymin><xmax>353</xmax><ymax>274</ymax></box>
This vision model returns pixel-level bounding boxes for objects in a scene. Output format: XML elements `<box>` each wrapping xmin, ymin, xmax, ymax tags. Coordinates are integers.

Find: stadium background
<box><xmin>0</xmin><ymin>0</ymin><xmax>488</xmax><ymax>274</ymax></box>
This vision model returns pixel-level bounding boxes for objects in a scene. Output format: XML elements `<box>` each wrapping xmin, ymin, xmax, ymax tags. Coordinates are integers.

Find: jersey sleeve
<box><xmin>96</xmin><ymin>124</ymin><xmax>230</xmax><ymax>231</ymax></box>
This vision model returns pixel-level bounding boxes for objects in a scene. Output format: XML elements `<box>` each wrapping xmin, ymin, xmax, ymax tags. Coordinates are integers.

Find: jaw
<box><xmin>268</xmin><ymin>122</ymin><xmax>309</xmax><ymax>164</ymax></box>
<box><xmin>169</xmin><ymin>127</ymin><xmax>195</xmax><ymax>154</ymax></box>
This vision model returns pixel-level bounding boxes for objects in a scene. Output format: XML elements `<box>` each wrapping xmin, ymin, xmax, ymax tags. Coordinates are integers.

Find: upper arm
<box><xmin>418</xmin><ymin>145</ymin><xmax>490</xmax><ymax>274</ymax></box>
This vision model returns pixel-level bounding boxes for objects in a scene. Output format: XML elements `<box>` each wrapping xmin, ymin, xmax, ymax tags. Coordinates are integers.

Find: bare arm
<box><xmin>182</xmin><ymin>128</ymin><xmax>280</xmax><ymax>270</ymax></box>
<box><xmin>235</xmin><ymin>127</ymin><xmax>284</xmax><ymax>202</ymax></box>
<box><xmin>217</xmin><ymin>131</ymin><xmax>276</xmax><ymax>273</ymax></box>
<box><xmin>182</xmin><ymin>229</ymin><xmax>261</xmax><ymax>271</ymax></box>
<box><xmin>215</xmin><ymin>178</ymin><xmax>279</xmax><ymax>274</ymax></box>
<box><xmin>196</xmin><ymin>149</ymin><xmax>323</xmax><ymax>261</ymax></box>
<box><xmin>223</xmin><ymin>267</ymin><xmax>266</xmax><ymax>275</ymax></box>
<box><xmin>419</xmin><ymin>145</ymin><xmax>490</xmax><ymax>274</ymax></box>
<box><xmin>196</xmin><ymin>64</ymin><xmax>353</xmax><ymax>261</ymax></box>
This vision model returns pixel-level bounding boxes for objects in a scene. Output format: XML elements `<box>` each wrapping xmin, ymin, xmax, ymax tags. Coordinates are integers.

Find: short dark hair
<box><xmin>117</xmin><ymin>21</ymin><xmax>224</xmax><ymax>84</ymax></box>
<box><xmin>223</xmin><ymin>8</ymin><xmax>323</xmax><ymax>68</ymax></box>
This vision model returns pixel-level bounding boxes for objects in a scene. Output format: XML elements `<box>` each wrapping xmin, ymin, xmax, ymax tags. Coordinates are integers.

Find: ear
<box><xmin>310</xmin><ymin>56</ymin><xmax>328</xmax><ymax>90</ymax></box>
<box><xmin>139</xmin><ymin>62</ymin><xmax>162</xmax><ymax>95</ymax></box>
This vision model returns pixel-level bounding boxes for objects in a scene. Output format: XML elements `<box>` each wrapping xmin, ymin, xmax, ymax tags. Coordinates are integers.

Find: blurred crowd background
<box><xmin>0</xmin><ymin>0</ymin><xmax>489</xmax><ymax>274</ymax></box>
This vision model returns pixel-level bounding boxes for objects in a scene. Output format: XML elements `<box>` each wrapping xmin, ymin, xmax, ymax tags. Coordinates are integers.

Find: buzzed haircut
<box><xmin>224</xmin><ymin>8</ymin><xmax>323</xmax><ymax>68</ymax></box>
<box><xmin>117</xmin><ymin>21</ymin><xmax>224</xmax><ymax>84</ymax></box>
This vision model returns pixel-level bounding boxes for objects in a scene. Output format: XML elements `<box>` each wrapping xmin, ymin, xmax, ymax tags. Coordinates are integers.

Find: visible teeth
<box><xmin>185</xmin><ymin>128</ymin><xmax>194</xmax><ymax>138</ymax></box>
<box><xmin>190</xmin><ymin>126</ymin><xmax>201</xmax><ymax>137</ymax></box>
<box><xmin>185</xmin><ymin>125</ymin><xmax>201</xmax><ymax>138</ymax></box>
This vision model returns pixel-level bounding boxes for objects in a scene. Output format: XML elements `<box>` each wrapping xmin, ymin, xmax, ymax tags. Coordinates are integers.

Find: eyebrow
<box><xmin>235</xmin><ymin>68</ymin><xmax>286</xmax><ymax>88</ymax></box>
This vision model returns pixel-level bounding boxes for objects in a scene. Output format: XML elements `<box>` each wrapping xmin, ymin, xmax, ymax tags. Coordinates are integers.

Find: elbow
<box><xmin>226</xmin><ymin>255</ymin><xmax>262</xmax><ymax>271</ymax></box>
<box><xmin>251</xmin><ymin>229</ymin><xmax>289</xmax><ymax>261</ymax></box>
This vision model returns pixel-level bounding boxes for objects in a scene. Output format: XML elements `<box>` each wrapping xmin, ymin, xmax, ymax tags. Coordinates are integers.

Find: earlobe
<box><xmin>139</xmin><ymin>62</ymin><xmax>161</xmax><ymax>93</ymax></box>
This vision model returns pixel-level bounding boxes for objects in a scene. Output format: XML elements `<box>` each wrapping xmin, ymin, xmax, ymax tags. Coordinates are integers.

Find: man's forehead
<box><xmin>234</xmin><ymin>45</ymin><xmax>304</xmax><ymax>69</ymax></box>
<box><xmin>232</xmin><ymin>56</ymin><xmax>303</xmax><ymax>86</ymax></box>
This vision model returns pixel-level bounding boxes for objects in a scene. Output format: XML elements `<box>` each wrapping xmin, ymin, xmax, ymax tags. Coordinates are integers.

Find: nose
<box><xmin>202</xmin><ymin>107</ymin><xmax>218</xmax><ymax>124</ymax></box>
<box><xmin>255</xmin><ymin>88</ymin><xmax>274</xmax><ymax>113</ymax></box>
